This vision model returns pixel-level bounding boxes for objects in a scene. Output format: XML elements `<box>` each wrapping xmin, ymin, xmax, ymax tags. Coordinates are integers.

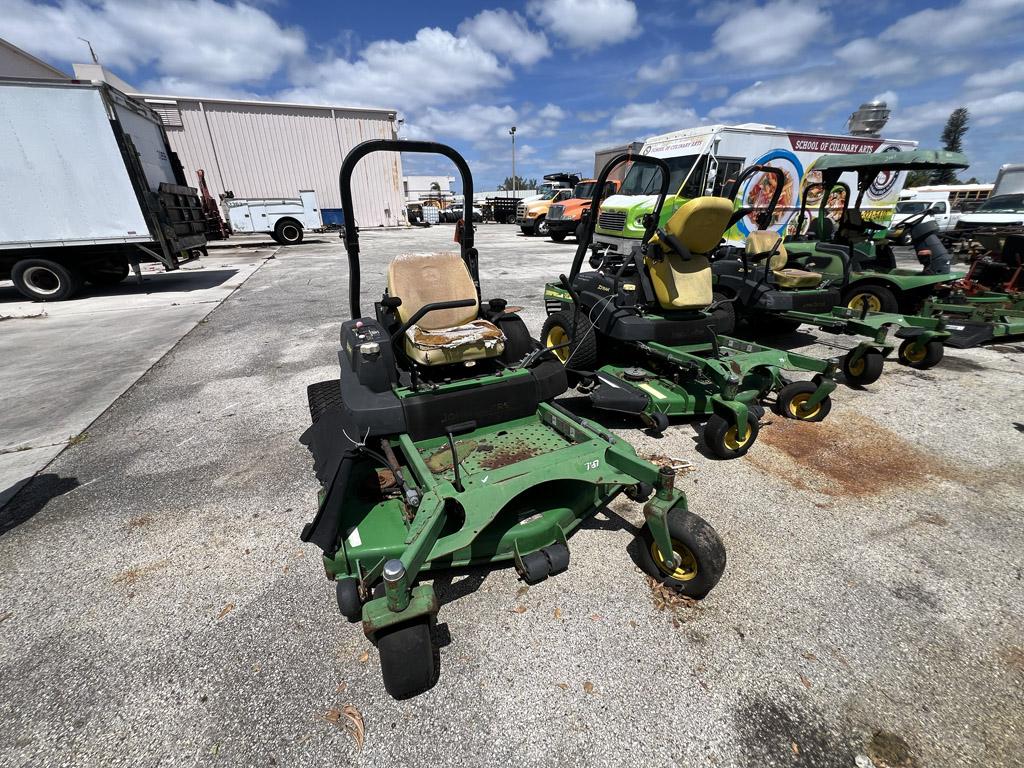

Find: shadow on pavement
<box><xmin>0</xmin><ymin>268</ymin><xmax>241</xmax><ymax>304</ymax></box>
<box><xmin>0</xmin><ymin>473</ymin><xmax>79</xmax><ymax>536</ymax></box>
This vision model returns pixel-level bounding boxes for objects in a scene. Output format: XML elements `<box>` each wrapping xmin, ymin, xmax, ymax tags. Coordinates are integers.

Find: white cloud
<box><xmin>537</xmin><ymin>104</ymin><xmax>567</xmax><ymax>120</ymax></box>
<box><xmin>610</xmin><ymin>102</ymin><xmax>700</xmax><ymax>133</ymax></box>
<box><xmin>872</xmin><ymin>90</ymin><xmax>899</xmax><ymax>110</ymax></box>
<box><xmin>884</xmin><ymin>91</ymin><xmax>1024</xmax><ymax>135</ymax></box>
<box><xmin>965</xmin><ymin>58</ymin><xmax>1024</xmax><ymax>91</ymax></box>
<box><xmin>712</xmin><ymin>0</ymin><xmax>830</xmax><ymax>66</ymax></box>
<box><xmin>458</xmin><ymin>9</ymin><xmax>550</xmax><ymax>66</ymax></box>
<box><xmin>280</xmin><ymin>28</ymin><xmax>510</xmax><ymax>110</ymax></box>
<box><xmin>409</xmin><ymin>104</ymin><xmax>517</xmax><ymax>143</ymax></box>
<box><xmin>709</xmin><ymin>73</ymin><xmax>851</xmax><ymax>118</ymax></box>
<box><xmin>528</xmin><ymin>0</ymin><xmax>641</xmax><ymax>50</ymax></box>
<box><xmin>4</xmin><ymin>0</ymin><xmax>304</xmax><ymax>85</ymax></box>
<box><xmin>669</xmin><ymin>82</ymin><xmax>698</xmax><ymax>99</ymax></box>
<box><xmin>637</xmin><ymin>54</ymin><xmax>682</xmax><ymax>84</ymax></box>
<box><xmin>883</xmin><ymin>0</ymin><xmax>1022</xmax><ymax>49</ymax></box>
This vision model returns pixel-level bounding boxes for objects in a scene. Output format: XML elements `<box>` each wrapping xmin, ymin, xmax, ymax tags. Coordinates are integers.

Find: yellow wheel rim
<box><xmin>651</xmin><ymin>539</ymin><xmax>698</xmax><ymax>581</ymax></box>
<box><xmin>847</xmin><ymin>356</ymin><xmax>866</xmax><ymax>376</ymax></box>
<box><xmin>847</xmin><ymin>293</ymin><xmax>881</xmax><ymax>312</ymax></box>
<box><xmin>723</xmin><ymin>424</ymin><xmax>752</xmax><ymax>451</ymax></box>
<box><xmin>546</xmin><ymin>325</ymin><xmax>569</xmax><ymax>363</ymax></box>
<box><xmin>788</xmin><ymin>392</ymin><xmax>822</xmax><ymax>419</ymax></box>
<box><xmin>903</xmin><ymin>343</ymin><xmax>926</xmax><ymax>364</ymax></box>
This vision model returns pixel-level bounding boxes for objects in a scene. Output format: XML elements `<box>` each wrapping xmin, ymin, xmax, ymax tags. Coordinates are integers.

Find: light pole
<box><xmin>509</xmin><ymin>126</ymin><xmax>517</xmax><ymax>198</ymax></box>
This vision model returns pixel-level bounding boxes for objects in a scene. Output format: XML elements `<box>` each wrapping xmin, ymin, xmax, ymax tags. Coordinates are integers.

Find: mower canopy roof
<box><xmin>812</xmin><ymin>149</ymin><xmax>969</xmax><ymax>174</ymax></box>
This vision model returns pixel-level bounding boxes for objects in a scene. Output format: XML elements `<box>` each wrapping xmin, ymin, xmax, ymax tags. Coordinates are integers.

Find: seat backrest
<box><xmin>386</xmin><ymin>252</ymin><xmax>478</xmax><ymax>330</ymax></box>
<box><xmin>746</xmin><ymin>230</ymin><xmax>788</xmax><ymax>271</ymax></box>
<box><xmin>646</xmin><ymin>197</ymin><xmax>734</xmax><ymax>310</ymax></box>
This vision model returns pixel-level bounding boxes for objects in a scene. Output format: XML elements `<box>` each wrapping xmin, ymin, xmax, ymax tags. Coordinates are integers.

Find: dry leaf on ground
<box><xmin>217</xmin><ymin>603</ymin><xmax>235</xmax><ymax>620</ymax></box>
<box><xmin>553</xmin><ymin>607</ymin><xmax>562</xmax><ymax>619</ymax></box>
<box><xmin>357</xmin><ymin>651</ymin><xmax>369</xmax><ymax>663</ymax></box>
<box><xmin>583</xmin><ymin>681</ymin><xmax>595</xmax><ymax>694</ymax></box>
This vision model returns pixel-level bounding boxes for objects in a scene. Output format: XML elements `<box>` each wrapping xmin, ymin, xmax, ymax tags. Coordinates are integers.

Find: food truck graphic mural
<box><xmin>595</xmin><ymin>124</ymin><xmax>915</xmax><ymax>257</ymax></box>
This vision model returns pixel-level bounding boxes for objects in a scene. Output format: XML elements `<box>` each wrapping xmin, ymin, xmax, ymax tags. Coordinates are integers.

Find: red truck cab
<box><xmin>545</xmin><ymin>179</ymin><xmax>620</xmax><ymax>242</ymax></box>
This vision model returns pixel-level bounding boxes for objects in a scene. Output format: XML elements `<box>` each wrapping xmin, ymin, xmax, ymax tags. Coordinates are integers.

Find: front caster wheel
<box><xmin>335</xmin><ymin>578</ymin><xmax>362</xmax><ymax>623</ymax></box>
<box><xmin>646</xmin><ymin>411</ymin><xmax>670</xmax><ymax>436</ymax></box>
<box><xmin>842</xmin><ymin>348</ymin><xmax>884</xmax><ymax>386</ymax></box>
<box><xmin>703</xmin><ymin>412</ymin><xmax>759</xmax><ymax>459</ymax></box>
<box><xmin>775</xmin><ymin>381</ymin><xmax>831</xmax><ymax>422</ymax></box>
<box><xmin>376</xmin><ymin>619</ymin><xmax>436</xmax><ymax>699</ymax></box>
<box><xmin>637</xmin><ymin>509</ymin><xmax>726</xmax><ymax>599</ymax></box>
<box><xmin>898</xmin><ymin>338</ymin><xmax>944</xmax><ymax>369</ymax></box>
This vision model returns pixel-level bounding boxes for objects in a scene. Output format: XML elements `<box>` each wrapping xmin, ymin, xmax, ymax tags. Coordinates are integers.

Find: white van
<box><xmin>957</xmin><ymin>164</ymin><xmax>1024</xmax><ymax>230</ymax></box>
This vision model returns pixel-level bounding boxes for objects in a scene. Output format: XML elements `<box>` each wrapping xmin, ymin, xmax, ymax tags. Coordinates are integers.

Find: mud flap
<box><xmin>942</xmin><ymin>321</ymin><xmax>994</xmax><ymax>349</ymax></box>
<box><xmin>589</xmin><ymin>372</ymin><xmax>650</xmax><ymax>415</ymax></box>
<box><xmin>299</xmin><ymin>404</ymin><xmax>360</xmax><ymax>553</ymax></box>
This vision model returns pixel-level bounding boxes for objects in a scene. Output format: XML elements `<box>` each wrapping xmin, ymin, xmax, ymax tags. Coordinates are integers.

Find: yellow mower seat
<box><xmin>386</xmin><ymin>252</ymin><xmax>505</xmax><ymax>366</ymax></box>
<box><xmin>647</xmin><ymin>197</ymin><xmax>734</xmax><ymax>310</ymax></box>
<box><xmin>745</xmin><ymin>230</ymin><xmax>824</xmax><ymax>290</ymax></box>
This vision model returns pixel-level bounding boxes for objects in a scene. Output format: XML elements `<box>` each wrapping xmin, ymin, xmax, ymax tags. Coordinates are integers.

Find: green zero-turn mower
<box><xmin>783</xmin><ymin>150</ymin><xmax>970</xmax><ymax>316</ymax></box>
<box><xmin>710</xmin><ymin>163</ymin><xmax>950</xmax><ymax>385</ymax></box>
<box><xmin>300</xmin><ymin>139</ymin><xmax>727</xmax><ymax>699</ymax></box>
<box><xmin>540</xmin><ymin>152</ymin><xmax>840</xmax><ymax>460</ymax></box>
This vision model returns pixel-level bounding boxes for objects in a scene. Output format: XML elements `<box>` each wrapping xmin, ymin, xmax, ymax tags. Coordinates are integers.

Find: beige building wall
<box><xmin>141</xmin><ymin>95</ymin><xmax>405</xmax><ymax>227</ymax></box>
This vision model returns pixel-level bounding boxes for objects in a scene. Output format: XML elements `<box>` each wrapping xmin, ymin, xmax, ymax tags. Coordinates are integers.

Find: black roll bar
<box><xmin>726</xmin><ymin>164</ymin><xmax>786</xmax><ymax>230</ymax></box>
<box><xmin>339</xmin><ymin>139</ymin><xmax>477</xmax><ymax>319</ymax></box>
<box><xmin>569</xmin><ymin>152</ymin><xmax>671</xmax><ymax>281</ymax></box>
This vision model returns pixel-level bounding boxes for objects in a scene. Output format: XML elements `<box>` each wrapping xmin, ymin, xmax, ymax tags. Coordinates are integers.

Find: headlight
<box><xmin>633</xmin><ymin>215</ymin><xmax>646</xmax><ymax>227</ymax></box>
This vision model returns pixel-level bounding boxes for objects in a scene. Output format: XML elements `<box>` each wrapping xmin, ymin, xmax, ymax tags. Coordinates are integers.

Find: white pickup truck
<box><xmin>891</xmin><ymin>193</ymin><xmax>960</xmax><ymax>233</ymax></box>
<box><xmin>225</xmin><ymin>190</ymin><xmax>322</xmax><ymax>245</ymax></box>
<box><xmin>955</xmin><ymin>164</ymin><xmax>1024</xmax><ymax>231</ymax></box>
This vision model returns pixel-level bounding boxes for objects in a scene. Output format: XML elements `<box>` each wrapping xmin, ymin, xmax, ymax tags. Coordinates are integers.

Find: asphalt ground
<box><xmin>1</xmin><ymin>224</ymin><xmax>1021</xmax><ymax>767</ymax></box>
<box><xmin>0</xmin><ymin>245</ymin><xmax>274</xmax><ymax>507</ymax></box>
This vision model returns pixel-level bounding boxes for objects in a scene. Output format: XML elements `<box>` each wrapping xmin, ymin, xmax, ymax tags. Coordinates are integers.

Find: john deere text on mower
<box><xmin>541</xmin><ymin>152</ymin><xmax>840</xmax><ymax>460</ymax></box>
<box><xmin>300</xmin><ymin>140</ymin><xmax>727</xmax><ymax>699</ymax></box>
<box><xmin>710</xmin><ymin>162</ymin><xmax>950</xmax><ymax>385</ymax></box>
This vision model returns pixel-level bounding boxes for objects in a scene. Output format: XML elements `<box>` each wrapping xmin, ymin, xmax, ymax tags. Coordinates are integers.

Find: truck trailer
<box><xmin>0</xmin><ymin>78</ymin><xmax>207</xmax><ymax>301</ymax></box>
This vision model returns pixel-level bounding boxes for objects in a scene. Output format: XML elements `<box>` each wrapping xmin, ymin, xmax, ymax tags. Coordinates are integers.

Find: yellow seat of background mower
<box><xmin>745</xmin><ymin>230</ymin><xmax>824</xmax><ymax>290</ymax></box>
<box><xmin>647</xmin><ymin>197</ymin><xmax>734</xmax><ymax>310</ymax></box>
<box><xmin>386</xmin><ymin>252</ymin><xmax>505</xmax><ymax>366</ymax></box>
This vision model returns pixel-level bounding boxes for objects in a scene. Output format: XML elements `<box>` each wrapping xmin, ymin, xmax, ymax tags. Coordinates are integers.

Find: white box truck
<box><xmin>0</xmin><ymin>78</ymin><xmax>207</xmax><ymax>301</ymax></box>
<box><xmin>593</xmin><ymin>123</ymin><xmax>916</xmax><ymax>256</ymax></box>
<box><xmin>225</xmin><ymin>191</ymin><xmax>322</xmax><ymax>245</ymax></box>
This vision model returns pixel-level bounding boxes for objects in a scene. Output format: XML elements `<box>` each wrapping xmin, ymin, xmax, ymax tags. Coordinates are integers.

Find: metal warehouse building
<box><xmin>137</xmin><ymin>94</ymin><xmax>405</xmax><ymax>228</ymax></box>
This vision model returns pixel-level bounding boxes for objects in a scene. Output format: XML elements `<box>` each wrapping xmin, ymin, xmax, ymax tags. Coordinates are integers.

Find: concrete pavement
<box><xmin>0</xmin><ymin>224</ymin><xmax>1021</xmax><ymax>767</ymax></box>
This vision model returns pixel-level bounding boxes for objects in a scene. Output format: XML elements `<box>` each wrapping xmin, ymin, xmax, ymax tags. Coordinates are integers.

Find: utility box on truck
<box><xmin>225</xmin><ymin>191</ymin><xmax>322</xmax><ymax>245</ymax></box>
<box><xmin>0</xmin><ymin>78</ymin><xmax>206</xmax><ymax>301</ymax></box>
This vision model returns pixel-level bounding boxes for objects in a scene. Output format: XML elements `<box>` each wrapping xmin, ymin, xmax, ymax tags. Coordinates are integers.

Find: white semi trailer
<box><xmin>0</xmin><ymin>78</ymin><xmax>207</xmax><ymax>301</ymax></box>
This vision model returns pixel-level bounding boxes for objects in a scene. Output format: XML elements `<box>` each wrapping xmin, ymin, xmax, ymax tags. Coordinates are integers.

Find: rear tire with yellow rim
<box><xmin>776</xmin><ymin>380</ymin><xmax>831</xmax><ymax>422</ymax></box>
<box><xmin>703</xmin><ymin>412</ymin><xmax>760</xmax><ymax>459</ymax></box>
<box><xmin>540</xmin><ymin>310</ymin><xmax>597</xmax><ymax>370</ymax></box>
<box><xmin>841</xmin><ymin>284</ymin><xmax>899</xmax><ymax>313</ymax></box>
<box><xmin>637</xmin><ymin>509</ymin><xmax>726</xmax><ymax>598</ymax></box>
<box><xmin>897</xmin><ymin>338</ymin><xmax>944</xmax><ymax>369</ymax></box>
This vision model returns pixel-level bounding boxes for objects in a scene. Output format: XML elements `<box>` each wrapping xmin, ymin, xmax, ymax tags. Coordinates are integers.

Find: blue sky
<box><xmin>7</xmin><ymin>0</ymin><xmax>1024</xmax><ymax>188</ymax></box>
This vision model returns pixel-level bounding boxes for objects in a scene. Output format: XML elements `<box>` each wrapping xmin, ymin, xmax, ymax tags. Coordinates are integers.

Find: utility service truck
<box><xmin>0</xmin><ymin>78</ymin><xmax>207</xmax><ymax>301</ymax></box>
<box><xmin>225</xmin><ymin>190</ymin><xmax>323</xmax><ymax>245</ymax></box>
<box><xmin>592</xmin><ymin>123</ymin><xmax>916</xmax><ymax>261</ymax></box>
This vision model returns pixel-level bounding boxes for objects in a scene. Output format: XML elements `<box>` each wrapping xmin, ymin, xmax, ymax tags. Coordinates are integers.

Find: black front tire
<box><xmin>549</xmin><ymin>230</ymin><xmax>567</xmax><ymax>242</ymax></box>
<box><xmin>841</xmin><ymin>348</ymin><xmax>885</xmax><ymax>386</ymax></box>
<box><xmin>637</xmin><ymin>509</ymin><xmax>726</xmax><ymax>599</ymax></box>
<box><xmin>274</xmin><ymin>219</ymin><xmax>303</xmax><ymax>245</ymax></box>
<box><xmin>540</xmin><ymin>310</ymin><xmax>598</xmax><ymax>370</ymax></box>
<box><xmin>534</xmin><ymin>216</ymin><xmax>549</xmax><ymax>236</ymax></box>
<box><xmin>776</xmin><ymin>380</ymin><xmax>832</xmax><ymax>422</ymax></box>
<box><xmin>703</xmin><ymin>412</ymin><xmax>759</xmax><ymax>459</ymax></box>
<box><xmin>336</xmin><ymin>579</ymin><xmax>362</xmax><ymax>623</ymax></box>
<box><xmin>376</xmin><ymin>619</ymin><xmax>436</xmax><ymax>699</ymax></box>
<box><xmin>898</xmin><ymin>338</ymin><xmax>944</xmax><ymax>369</ymax></box>
<box><xmin>11</xmin><ymin>259</ymin><xmax>83</xmax><ymax>301</ymax></box>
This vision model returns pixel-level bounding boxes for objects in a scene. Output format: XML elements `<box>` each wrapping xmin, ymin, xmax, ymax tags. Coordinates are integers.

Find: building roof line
<box><xmin>135</xmin><ymin>91</ymin><xmax>397</xmax><ymax>117</ymax></box>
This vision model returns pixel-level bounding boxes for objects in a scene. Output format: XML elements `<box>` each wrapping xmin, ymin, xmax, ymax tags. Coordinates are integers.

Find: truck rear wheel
<box><xmin>549</xmin><ymin>230</ymin><xmax>568</xmax><ymax>242</ymax></box>
<box><xmin>274</xmin><ymin>219</ymin><xmax>303</xmax><ymax>245</ymax></box>
<box><xmin>12</xmin><ymin>259</ymin><xmax>83</xmax><ymax>301</ymax></box>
